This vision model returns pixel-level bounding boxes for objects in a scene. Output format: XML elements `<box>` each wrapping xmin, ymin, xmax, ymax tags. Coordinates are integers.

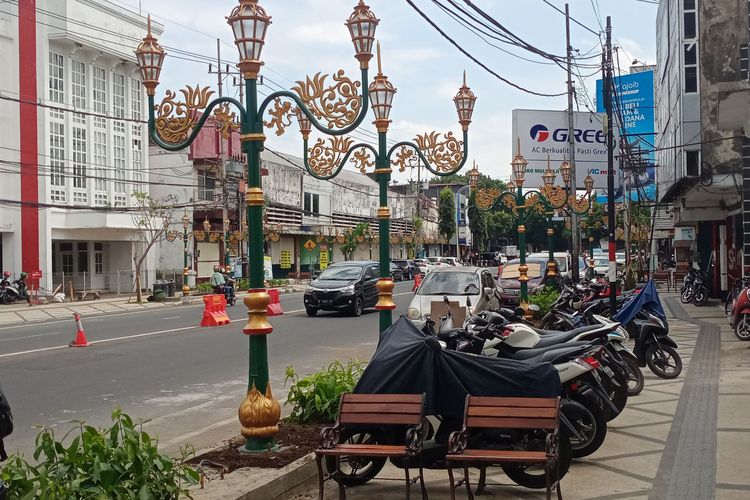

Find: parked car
<box><xmin>392</xmin><ymin>259</ymin><xmax>417</xmax><ymax>280</ymax></box>
<box><xmin>592</xmin><ymin>256</ymin><xmax>610</xmax><ymax>276</ymax></box>
<box><xmin>390</xmin><ymin>263</ymin><xmax>404</xmax><ymax>281</ymax></box>
<box><xmin>303</xmin><ymin>261</ymin><xmax>380</xmax><ymax>317</ymax></box>
<box><xmin>441</xmin><ymin>257</ymin><xmax>462</xmax><ymax>267</ymax></box>
<box><xmin>496</xmin><ymin>257</ymin><xmax>548</xmax><ymax>306</ymax></box>
<box><xmin>413</xmin><ymin>258</ymin><xmax>430</xmax><ymax>275</ymax></box>
<box><xmin>407</xmin><ymin>266</ymin><xmax>498</xmax><ymax>323</ymax></box>
<box><xmin>527</xmin><ymin>252</ymin><xmax>586</xmax><ymax>279</ymax></box>
<box><xmin>427</xmin><ymin>257</ymin><xmax>447</xmax><ymax>268</ymax></box>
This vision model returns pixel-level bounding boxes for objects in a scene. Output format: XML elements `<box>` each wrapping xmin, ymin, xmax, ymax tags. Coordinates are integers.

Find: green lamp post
<box><xmin>476</xmin><ymin>151</ymin><xmax>594</xmax><ymax>311</ymax></box>
<box><xmin>296</xmin><ymin>47</ymin><xmax>477</xmax><ymax>334</ymax></box>
<box><xmin>165</xmin><ymin>209</ymin><xmax>193</xmax><ymax>295</ymax></box>
<box><xmin>136</xmin><ymin>0</ymin><xmax>388</xmax><ymax>452</ymax></box>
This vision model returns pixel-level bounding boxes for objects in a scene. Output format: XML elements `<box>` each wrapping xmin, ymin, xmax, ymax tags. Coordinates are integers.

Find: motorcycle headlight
<box><xmin>306</xmin><ymin>285</ymin><xmax>314</xmax><ymax>292</ymax></box>
<box><xmin>407</xmin><ymin>307</ymin><xmax>422</xmax><ymax>320</ymax></box>
<box><xmin>340</xmin><ymin>285</ymin><xmax>355</xmax><ymax>293</ymax></box>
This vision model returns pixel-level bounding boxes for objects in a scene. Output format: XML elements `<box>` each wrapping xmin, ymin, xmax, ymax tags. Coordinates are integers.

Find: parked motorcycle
<box><xmin>628</xmin><ymin>310</ymin><xmax>682</xmax><ymax>378</ymax></box>
<box><xmin>726</xmin><ymin>275</ymin><xmax>750</xmax><ymax>341</ymax></box>
<box><xmin>1</xmin><ymin>276</ymin><xmax>28</xmax><ymax>305</ymax></box>
<box><xmin>681</xmin><ymin>262</ymin><xmax>709</xmax><ymax>306</ymax></box>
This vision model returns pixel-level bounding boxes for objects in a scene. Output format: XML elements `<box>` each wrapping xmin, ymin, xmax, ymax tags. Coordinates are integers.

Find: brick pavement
<box><xmin>288</xmin><ymin>294</ymin><xmax>750</xmax><ymax>500</ymax></box>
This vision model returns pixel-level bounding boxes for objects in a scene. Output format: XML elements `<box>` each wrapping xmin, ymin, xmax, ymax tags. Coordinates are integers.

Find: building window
<box><xmin>132</xmin><ymin>138</ymin><xmax>143</xmax><ymax>190</ymax></box>
<box><xmin>198</xmin><ymin>170</ymin><xmax>216</xmax><ymax>201</ymax></box>
<box><xmin>77</xmin><ymin>242</ymin><xmax>88</xmax><ymax>273</ymax></box>
<box><xmin>131</xmin><ymin>78</ymin><xmax>143</xmax><ymax>137</ymax></box>
<box><xmin>113</xmin><ymin>73</ymin><xmax>126</xmax><ymax>133</ymax></box>
<box><xmin>94</xmin><ymin>243</ymin><xmax>103</xmax><ymax>274</ymax></box>
<box><xmin>114</xmin><ymin>135</ymin><xmax>126</xmax><ymax>194</ymax></box>
<box><xmin>683</xmin><ymin>0</ymin><xmax>696</xmax><ymax>39</ymax></box>
<box><xmin>686</xmin><ymin>150</ymin><xmax>700</xmax><ymax>176</ymax></box>
<box><xmin>304</xmin><ymin>192</ymin><xmax>320</xmax><ymax>215</ymax></box>
<box><xmin>741</xmin><ymin>45</ymin><xmax>748</xmax><ymax>80</ymax></box>
<box><xmin>72</xmin><ymin>127</ymin><xmax>87</xmax><ymax>190</ymax></box>
<box><xmin>684</xmin><ymin>43</ymin><xmax>697</xmax><ymax>93</ymax></box>
<box><xmin>71</xmin><ymin>59</ymin><xmax>86</xmax><ymax>124</ymax></box>
<box><xmin>62</xmin><ymin>253</ymin><xmax>73</xmax><ymax>274</ymax></box>
<box><xmin>92</xmin><ymin>66</ymin><xmax>107</xmax><ymax>115</ymax></box>
<box><xmin>48</xmin><ymin>52</ymin><xmax>64</xmax><ymax>104</ymax></box>
<box><xmin>49</xmin><ymin>122</ymin><xmax>65</xmax><ymax>188</ymax></box>
<box><xmin>93</xmin><ymin>130</ymin><xmax>107</xmax><ymax>191</ymax></box>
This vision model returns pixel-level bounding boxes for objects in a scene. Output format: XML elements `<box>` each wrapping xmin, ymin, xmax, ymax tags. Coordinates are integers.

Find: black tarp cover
<box><xmin>355</xmin><ymin>317</ymin><xmax>562</xmax><ymax>418</ymax></box>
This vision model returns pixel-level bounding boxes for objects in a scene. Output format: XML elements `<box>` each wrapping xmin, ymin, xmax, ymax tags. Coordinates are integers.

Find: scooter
<box><xmin>729</xmin><ymin>280</ymin><xmax>750</xmax><ymax>341</ymax></box>
<box><xmin>1</xmin><ymin>280</ymin><xmax>27</xmax><ymax>305</ymax></box>
<box><xmin>629</xmin><ymin>311</ymin><xmax>682</xmax><ymax>378</ymax></box>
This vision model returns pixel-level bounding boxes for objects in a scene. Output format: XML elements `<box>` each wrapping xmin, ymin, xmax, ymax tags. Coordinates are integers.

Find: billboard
<box><xmin>511</xmin><ymin>109</ymin><xmax>618</xmax><ymax>189</ymax></box>
<box><xmin>596</xmin><ymin>70</ymin><xmax>656</xmax><ymax>201</ymax></box>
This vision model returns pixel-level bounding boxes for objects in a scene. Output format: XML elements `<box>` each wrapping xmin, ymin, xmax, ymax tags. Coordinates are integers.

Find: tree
<box><xmin>468</xmin><ymin>190</ymin><xmax>488</xmax><ymax>253</ymax></box>
<box><xmin>487</xmin><ymin>210</ymin><xmax>514</xmax><ymax>249</ymax></box>
<box><xmin>438</xmin><ymin>187</ymin><xmax>455</xmax><ymax>248</ymax></box>
<box><xmin>341</xmin><ymin>223</ymin><xmax>368</xmax><ymax>261</ymax></box>
<box><xmin>130</xmin><ymin>191</ymin><xmax>177</xmax><ymax>304</ymax></box>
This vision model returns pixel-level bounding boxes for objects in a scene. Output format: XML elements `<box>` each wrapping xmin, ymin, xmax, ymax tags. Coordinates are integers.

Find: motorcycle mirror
<box><xmin>528</xmin><ymin>304</ymin><xmax>541</xmax><ymax>312</ymax></box>
<box><xmin>483</xmin><ymin>287</ymin><xmax>494</xmax><ymax>298</ymax></box>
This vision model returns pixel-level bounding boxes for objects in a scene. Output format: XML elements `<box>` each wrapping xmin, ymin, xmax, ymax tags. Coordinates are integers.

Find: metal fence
<box><xmin>19</xmin><ymin>270</ymin><xmax>188</xmax><ymax>296</ymax></box>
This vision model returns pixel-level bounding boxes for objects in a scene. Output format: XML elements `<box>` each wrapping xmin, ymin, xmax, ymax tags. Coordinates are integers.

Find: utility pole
<box><xmin>415</xmin><ymin>157</ymin><xmax>422</xmax><ymax>258</ymax></box>
<box><xmin>605</xmin><ymin>16</ymin><xmax>617</xmax><ymax>313</ymax></box>
<box><xmin>565</xmin><ymin>3</ymin><xmax>581</xmax><ymax>281</ymax></box>
<box><xmin>209</xmin><ymin>39</ymin><xmax>231</xmax><ymax>267</ymax></box>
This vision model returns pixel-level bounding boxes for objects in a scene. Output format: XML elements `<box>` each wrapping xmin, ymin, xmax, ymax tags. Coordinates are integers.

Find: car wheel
<box><xmin>306</xmin><ymin>307</ymin><xmax>318</xmax><ymax>317</ymax></box>
<box><xmin>351</xmin><ymin>296</ymin><xmax>363</xmax><ymax>317</ymax></box>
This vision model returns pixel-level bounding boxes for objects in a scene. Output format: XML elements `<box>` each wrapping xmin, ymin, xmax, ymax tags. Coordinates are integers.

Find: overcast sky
<box><xmin>131</xmin><ymin>0</ymin><xmax>658</xmax><ymax>183</ymax></box>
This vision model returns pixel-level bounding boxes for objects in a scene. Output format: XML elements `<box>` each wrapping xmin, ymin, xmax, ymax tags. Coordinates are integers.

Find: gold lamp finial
<box><xmin>376</xmin><ymin>40</ymin><xmax>382</xmax><ymax>75</ymax></box>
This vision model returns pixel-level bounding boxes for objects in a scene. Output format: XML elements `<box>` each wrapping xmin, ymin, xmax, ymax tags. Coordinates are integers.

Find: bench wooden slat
<box><xmin>467</xmin><ymin>406</ymin><xmax>558</xmax><ymax>418</ymax></box>
<box><xmin>343</xmin><ymin>393</ymin><xmax>424</xmax><ymax>403</ymax></box>
<box><xmin>340</xmin><ymin>413</ymin><xmax>422</xmax><ymax>425</ymax></box>
<box><xmin>468</xmin><ymin>396</ymin><xmax>558</xmax><ymax>408</ymax></box>
<box><xmin>341</xmin><ymin>402</ymin><xmax>423</xmax><ymax>414</ymax></box>
<box><xmin>317</xmin><ymin>444</ymin><xmax>407</xmax><ymax>457</ymax></box>
<box><xmin>447</xmin><ymin>449</ymin><xmax>547</xmax><ymax>463</ymax></box>
<box><xmin>465</xmin><ymin>416</ymin><xmax>557</xmax><ymax>430</ymax></box>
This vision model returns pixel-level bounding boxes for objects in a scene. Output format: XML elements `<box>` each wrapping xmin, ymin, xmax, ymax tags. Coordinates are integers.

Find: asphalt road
<box><xmin>0</xmin><ymin>281</ymin><xmax>415</xmax><ymax>457</ymax></box>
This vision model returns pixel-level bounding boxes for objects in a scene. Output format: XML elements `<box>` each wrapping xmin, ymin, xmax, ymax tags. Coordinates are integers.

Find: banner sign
<box><xmin>596</xmin><ymin>70</ymin><xmax>656</xmax><ymax>201</ymax></box>
<box><xmin>280</xmin><ymin>250</ymin><xmax>292</xmax><ymax>269</ymax></box>
<box><xmin>512</xmin><ymin>109</ymin><xmax>619</xmax><ymax>189</ymax></box>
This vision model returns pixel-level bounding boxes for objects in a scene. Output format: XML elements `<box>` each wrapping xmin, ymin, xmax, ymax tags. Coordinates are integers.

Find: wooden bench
<box><xmin>76</xmin><ymin>290</ymin><xmax>102</xmax><ymax>301</ymax></box>
<box><xmin>652</xmin><ymin>271</ymin><xmax>672</xmax><ymax>292</ymax></box>
<box><xmin>446</xmin><ymin>396</ymin><xmax>563</xmax><ymax>500</ymax></box>
<box><xmin>315</xmin><ymin>393</ymin><xmax>427</xmax><ymax>500</ymax></box>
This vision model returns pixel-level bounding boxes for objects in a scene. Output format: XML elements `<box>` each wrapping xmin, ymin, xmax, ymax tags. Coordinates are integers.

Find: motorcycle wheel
<box><xmin>680</xmin><ymin>286</ymin><xmax>694</xmax><ymax>304</ymax></box>
<box><xmin>2</xmin><ymin>293</ymin><xmax>15</xmax><ymax>305</ymax></box>
<box><xmin>562</xmin><ymin>396</ymin><xmax>607</xmax><ymax>458</ymax></box>
<box><xmin>502</xmin><ymin>431</ymin><xmax>571</xmax><ymax>489</ymax></box>
<box><xmin>646</xmin><ymin>344</ymin><xmax>682</xmax><ymax>379</ymax></box>
<box><xmin>621</xmin><ymin>356</ymin><xmax>645</xmax><ymax>396</ymax></box>
<box><xmin>325</xmin><ymin>428</ymin><xmax>387</xmax><ymax>487</ymax></box>
<box><xmin>734</xmin><ymin>314</ymin><xmax>750</xmax><ymax>341</ymax></box>
<box><xmin>595</xmin><ymin>370</ymin><xmax>628</xmax><ymax>422</ymax></box>
<box><xmin>692</xmin><ymin>286</ymin><xmax>709</xmax><ymax>306</ymax></box>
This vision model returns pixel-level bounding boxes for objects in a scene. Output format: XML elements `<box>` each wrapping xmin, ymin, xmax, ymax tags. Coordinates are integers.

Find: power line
<box><xmin>539</xmin><ymin>0</ymin><xmax>601</xmax><ymax>36</ymax></box>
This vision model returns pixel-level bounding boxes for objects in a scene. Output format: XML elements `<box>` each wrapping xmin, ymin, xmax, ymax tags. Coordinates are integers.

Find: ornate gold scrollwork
<box><xmin>502</xmin><ymin>195</ymin><xmax>519</xmax><ymax>215</ymax></box>
<box><xmin>391</xmin><ymin>145</ymin><xmax>415</xmax><ymax>173</ymax></box>
<box><xmin>292</xmin><ymin>70</ymin><xmax>361</xmax><ymax>130</ymax></box>
<box><xmin>155</xmin><ymin>86</ymin><xmax>214</xmax><ymax>144</ymax></box>
<box><xmin>352</xmin><ymin>147</ymin><xmax>375</xmax><ymax>173</ymax></box>
<box><xmin>194</xmin><ymin>231</ymin><xmax>206</xmax><ymax>242</ymax></box>
<box><xmin>214</xmin><ymin>103</ymin><xmax>240</xmax><ymax>140</ymax></box>
<box><xmin>308</xmin><ymin>136</ymin><xmax>355</xmax><ymax>177</ymax></box>
<box><xmin>414</xmin><ymin>131</ymin><xmax>463</xmax><ymax>172</ymax></box>
<box><xmin>336</xmin><ymin>234</ymin><xmax>346</xmax><ymax>244</ymax></box>
<box><xmin>164</xmin><ymin>231</ymin><xmax>181</xmax><ymax>243</ymax></box>
<box><xmin>263</xmin><ymin>98</ymin><xmax>294</xmax><ymax>136</ymax></box>
<box><xmin>524</xmin><ymin>193</ymin><xmax>547</xmax><ymax>215</ymax></box>
<box><xmin>569</xmin><ymin>194</ymin><xmax>591</xmax><ymax>214</ymax></box>
<box><xmin>208</xmin><ymin>232</ymin><xmax>221</xmax><ymax>243</ymax></box>
<box><xmin>475</xmin><ymin>188</ymin><xmax>502</xmax><ymax>210</ymax></box>
<box><xmin>540</xmin><ymin>185</ymin><xmax>567</xmax><ymax>208</ymax></box>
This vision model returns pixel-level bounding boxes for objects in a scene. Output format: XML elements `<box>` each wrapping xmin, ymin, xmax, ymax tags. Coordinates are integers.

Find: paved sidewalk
<box><xmin>0</xmin><ymin>286</ymin><xmax>306</xmax><ymax>325</ymax></box>
<box><xmin>288</xmin><ymin>294</ymin><xmax>749</xmax><ymax>500</ymax></box>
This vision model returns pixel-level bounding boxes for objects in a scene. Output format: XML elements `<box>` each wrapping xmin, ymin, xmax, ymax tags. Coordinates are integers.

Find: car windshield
<box><xmin>557</xmin><ymin>259</ymin><xmax>568</xmax><ymax>273</ymax></box>
<box><xmin>427</xmin><ymin>257</ymin><xmax>441</xmax><ymax>263</ymax></box>
<box><xmin>594</xmin><ymin>258</ymin><xmax>609</xmax><ymax>267</ymax></box>
<box><xmin>502</xmin><ymin>262</ymin><xmax>544</xmax><ymax>279</ymax></box>
<box><xmin>418</xmin><ymin>272</ymin><xmax>480</xmax><ymax>296</ymax></box>
<box><xmin>317</xmin><ymin>266</ymin><xmax>361</xmax><ymax>280</ymax></box>
<box><xmin>392</xmin><ymin>261</ymin><xmax>407</xmax><ymax>267</ymax></box>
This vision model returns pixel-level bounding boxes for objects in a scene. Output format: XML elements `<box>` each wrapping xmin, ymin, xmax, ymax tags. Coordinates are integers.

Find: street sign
<box><xmin>280</xmin><ymin>250</ymin><xmax>292</xmax><ymax>269</ymax></box>
<box><xmin>320</xmin><ymin>250</ymin><xmax>329</xmax><ymax>270</ymax></box>
<box><xmin>304</xmin><ymin>239</ymin><xmax>316</xmax><ymax>251</ymax></box>
<box><xmin>29</xmin><ymin>270</ymin><xmax>42</xmax><ymax>280</ymax></box>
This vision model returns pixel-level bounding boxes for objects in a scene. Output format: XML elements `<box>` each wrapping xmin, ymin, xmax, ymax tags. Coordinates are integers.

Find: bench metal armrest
<box><xmin>545</xmin><ymin>427</ymin><xmax>560</xmax><ymax>460</ymax></box>
<box><xmin>405</xmin><ymin>421</ymin><xmax>425</xmax><ymax>456</ymax></box>
<box><xmin>319</xmin><ymin>424</ymin><xmax>342</xmax><ymax>450</ymax></box>
<box><xmin>447</xmin><ymin>429</ymin><xmax>468</xmax><ymax>455</ymax></box>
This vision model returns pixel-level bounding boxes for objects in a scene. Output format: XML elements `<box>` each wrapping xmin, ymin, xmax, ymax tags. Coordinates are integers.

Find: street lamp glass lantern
<box><xmin>227</xmin><ymin>0</ymin><xmax>272</xmax><ymax>76</ymax></box>
<box><xmin>346</xmin><ymin>0</ymin><xmax>379</xmax><ymax>67</ymax></box>
<box><xmin>368</xmin><ymin>74</ymin><xmax>396</xmax><ymax>121</ymax></box>
<box><xmin>454</xmin><ymin>72</ymin><xmax>477</xmax><ymax>130</ymax></box>
<box><xmin>295</xmin><ymin>107</ymin><xmax>312</xmax><ymax>139</ymax></box>
<box><xmin>181</xmin><ymin>210</ymin><xmax>190</xmax><ymax>230</ymax></box>
<box><xmin>468</xmin><ymin>165</ymin><xmax>480</xmax><ymax>188</ymax></box>
<box><xmin>584</xmin><ymin>174</ymin><xmax>595</xmax><ymax>193</ymax></box>
<box><xmin>511</xmin><ymin>152</ymin><xmax>528</xmax><ymax>185</ymax></box>
<box><xmin>203</xmin><ymin>218</ymin><xmax>211</xmax><ymax>233</ymax></box>
<box><xmin>135</xmin><ymin>16</ymin><xmax>166</xmax><ymax>95</ymax></box>
<box><xmin>542</xmin><ymin>167</ymin><xmax>556</xmax><ymax>188</ymax></box>
<box><xmin>560</xmin><ymin>161</ymin><xmax>571</xmax><ymax>187</ymax></box>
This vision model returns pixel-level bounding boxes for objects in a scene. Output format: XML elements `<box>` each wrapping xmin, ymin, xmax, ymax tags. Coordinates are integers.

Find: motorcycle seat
<box><xmin>507</xmin><ymin>341</ymin><xmax>594</xmax><ymax>361</ymax></box>
<box><xmin>532</xmin><ymin>325</ymin><xmax>608</xmax><ymax>348</ymax></box>
<box><xmin>532</xmin><ymin>323</ymin><xmax>602</xmax><ymax>337</ymax></box>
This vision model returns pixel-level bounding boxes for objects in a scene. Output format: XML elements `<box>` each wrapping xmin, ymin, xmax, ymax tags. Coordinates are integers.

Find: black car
<box><xmin>390</xmin><ymin>263</ymin><xmax>404</xmax><ymax>281</ymax></box>
<box><xmin>303</xmin><ymin>261</ymin><xmax>380</xmax><ymax>317</ymax></box>
<box><xmin>391</xmin><ymin>259</ymin><xmax>416</xmax><ymax>280</ymax></box>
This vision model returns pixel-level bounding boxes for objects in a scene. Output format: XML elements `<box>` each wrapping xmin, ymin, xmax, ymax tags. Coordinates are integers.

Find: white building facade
<box><xmin>0</xmin><ymin>0</ymin><xmax>161</xmax><ymax>292</ymax></box>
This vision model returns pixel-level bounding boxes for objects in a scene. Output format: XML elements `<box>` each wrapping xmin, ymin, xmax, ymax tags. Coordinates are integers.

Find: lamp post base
<box><xmin>238</xmin><ymin>437</ymin><xmax>278</xmax><ymax>454</ymax></box>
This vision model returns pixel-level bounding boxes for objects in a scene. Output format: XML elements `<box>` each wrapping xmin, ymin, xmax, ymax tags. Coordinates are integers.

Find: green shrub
<box><xmin>284</xmin><ymin>360</ymin><xmax>366</xmax><ymax>424</ymax></box>
<box><xmin>235</xmin><ymin>278</ymin><xmax>250</xmax><ymax>291</ymax></box>
<box><xmin>1</xmin><ymin>408</ymin><xmax>198</xmax><ymax>499</ymax></box>
<box><xmin>194</xmin><ymin>282</ymin><xmax>213</xmax><ymax>294</ymax></box>
<box><xmin>267</xmin><ymin>279</ymin><xmax>289</xmax><ymax>288</ymax></box>
<box><xmin>529</xmin><ymin>286</ymin><xmax>560</xmax><ymax>319</ymax></box>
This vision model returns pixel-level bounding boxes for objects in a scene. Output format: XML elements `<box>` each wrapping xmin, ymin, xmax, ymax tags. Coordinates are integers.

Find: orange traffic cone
<box><xmin>69</xmin><ymin>312</ymin><xmax>90</xmax><ymax>347</ymax></box>
<box><xmin>412</xmin><ymin>272</ymin><xmax>422</xmax><ymax>292</ymax></box>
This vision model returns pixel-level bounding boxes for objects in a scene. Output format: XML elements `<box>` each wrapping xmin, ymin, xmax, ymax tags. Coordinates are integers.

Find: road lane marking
<box><xmin>0</xmin><ymin>331</ymin><xmax>60</xmax><ymax>342</ymax></box>
<box><xmin>162</xmin><ymin>316</ymin><xmax>181</xmax><ymax>320</ymax></box>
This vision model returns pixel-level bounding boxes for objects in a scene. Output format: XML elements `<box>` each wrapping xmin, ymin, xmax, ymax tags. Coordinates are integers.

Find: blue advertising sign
<box><xmin>596</xmin><ymin>70</ymin><xmax>655</xmax><ymax>201</ymax></box>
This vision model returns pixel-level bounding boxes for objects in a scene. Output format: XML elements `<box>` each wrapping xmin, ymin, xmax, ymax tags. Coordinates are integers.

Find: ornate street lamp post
<box><xmin>165</xmin><ymin>209</ymin><xmax>193</xmax><ymax>295</ymax></box>
<box><xmin>476</xmin><ymin>150</ymin><xmax>594</xmax><ymax>310</ymax></box>
<box><xmin>296</xmin><ymin>50</ymin><xmax>476</xmax><ymax>333</ymax></box>
<box><xmin>136</xmin><ymin>0</ymin><xmax>385</xmax><ymax>452</ymax></box>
